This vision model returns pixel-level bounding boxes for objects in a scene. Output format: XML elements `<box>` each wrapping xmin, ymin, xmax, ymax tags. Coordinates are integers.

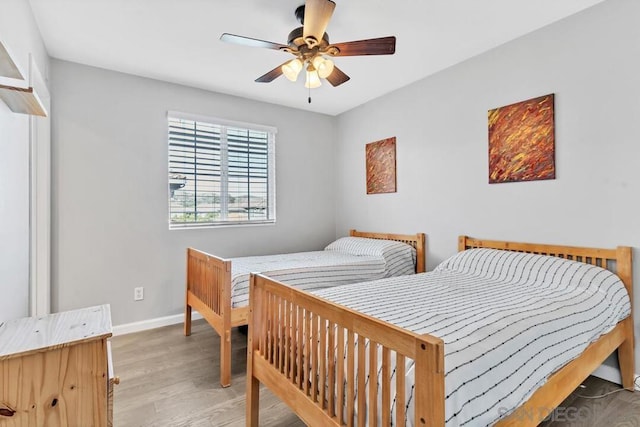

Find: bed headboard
<box><xmin>458</xmin><ymin>235</ymin><xmax>633</xmax><ymax>304</ymax></box>
<box><xmin>349</xmin><ymin>229</ymin><xmax>426</xmax><ymax>273</ymax></box>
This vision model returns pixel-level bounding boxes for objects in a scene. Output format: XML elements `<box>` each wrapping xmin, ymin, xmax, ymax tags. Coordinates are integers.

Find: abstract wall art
<box><xmin>366</xmin><ymin>137</ymin><xmax>396</xmax><ymax>194</ymax></box>
<box><xmin>488</xmin><ymin>94</ymin><xmax>555</xmax><ymax>183</ymax></box>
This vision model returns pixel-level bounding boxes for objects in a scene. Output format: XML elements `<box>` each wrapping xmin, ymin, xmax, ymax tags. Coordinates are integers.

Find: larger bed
<box><xmin>246</xmin><ymin>236</ymin><xmax>635</xmax><ymax>426</ymax></box>
<box><xmin>184</xmin><ymin>229</ymin><xmax>426</xmax><ymax>387</ymax></box>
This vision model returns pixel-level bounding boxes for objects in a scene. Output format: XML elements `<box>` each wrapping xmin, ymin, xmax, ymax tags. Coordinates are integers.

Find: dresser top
<box><xmin>0</xmin><ymin>304</ymin><xmax>112</xmax><ymax>360</ymax></box>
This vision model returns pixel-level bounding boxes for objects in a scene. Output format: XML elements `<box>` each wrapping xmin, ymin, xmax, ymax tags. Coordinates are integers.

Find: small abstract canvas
<box><xmin>366</xmin><ymin>137</ymin><xmax>396</xmax><ymax>194</ymax></box>
<box><xmin>488</xmin><ymin>94</ymin><xmax>555</xmax><ymax>183</ymax></box>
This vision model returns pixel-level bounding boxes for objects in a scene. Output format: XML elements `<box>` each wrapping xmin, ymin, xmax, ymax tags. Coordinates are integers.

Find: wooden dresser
<box><xmin>0</xmin><ymin>305</ymin><xmax>114</xmax><ymax>427</ymax></box>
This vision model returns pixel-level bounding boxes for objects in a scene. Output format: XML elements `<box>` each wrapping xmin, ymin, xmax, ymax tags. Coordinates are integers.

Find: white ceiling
<box><xmin>29</xmin><ymin>0</ymin><xmax>606</xmax><ymax>116</ymax></box>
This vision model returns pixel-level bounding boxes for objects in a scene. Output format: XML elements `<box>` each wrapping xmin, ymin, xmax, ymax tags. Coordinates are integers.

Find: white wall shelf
<box><xmin>0</xmin><ymin>84</ymin><xmax>46</xmax><ymax>116</ymax></box>
<box><xmin>0</xmin><ymin>41</ymin><xmax>47</xmax><ymax>117</ymax></box>
<box><xmin>0</xmin><ymin>40</ymin><xmax>24</xmax><ymax>80</ymax></box>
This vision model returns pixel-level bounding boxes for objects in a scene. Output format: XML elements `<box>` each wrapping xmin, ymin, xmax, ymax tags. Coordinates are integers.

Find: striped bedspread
<box><xmin>231</xmin><ymin>237</ymin><xmax>416</xmax><ymax>307</ymax></box>
<box><xmin>314</xmin><ymin>248</ymin><xmax>631</xmax><ymax>426</ymax></box>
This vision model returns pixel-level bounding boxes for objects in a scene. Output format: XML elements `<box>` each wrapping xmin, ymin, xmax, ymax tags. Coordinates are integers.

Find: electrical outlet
<box><xmin>134</xmin><ymin>286</ymin><xmax>144</xmax><ymax>301</ymax></box>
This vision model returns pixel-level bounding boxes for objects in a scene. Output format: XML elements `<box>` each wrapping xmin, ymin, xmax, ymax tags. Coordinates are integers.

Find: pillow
<box><xmin>325</xmin><ymin>236</ymin><xmax>412</xmax><ymax>257</ymax></box>
<box><xmin>435</xmin><ymin>248</ymin><xmax>629</xmax><ymax>303</ymax></box>
<box><xmin>325</xmin><ymin>236</ymin><xmax>416</xmax><ymax>276</ymax></box>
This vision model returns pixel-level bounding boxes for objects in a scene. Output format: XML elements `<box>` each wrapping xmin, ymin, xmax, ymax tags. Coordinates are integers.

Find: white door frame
<box><xmin>29</xmin><ymin>54</ymin><xmax>50</xmax><ymax>317</ymax></box>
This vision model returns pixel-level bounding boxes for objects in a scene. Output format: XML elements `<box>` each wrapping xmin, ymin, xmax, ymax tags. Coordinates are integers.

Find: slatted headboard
<box><xmin>458</xmin><ymin>235</ymin><xmax>633</xmax><ymax>304</ymax></box>
<box><xmin>350</xmin><ymin>229</ymin><xmax>426</xmax><ymax>273</ymax></box>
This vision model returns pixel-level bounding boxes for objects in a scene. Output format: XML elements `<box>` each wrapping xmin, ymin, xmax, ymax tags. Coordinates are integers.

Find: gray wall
<box><xmin>335</xmin><ymin>0</ymin><xmax>640</xmax><ymax>373</ymax></box>
<box><xmin>50</xmin><ymin>60</ymin><xmax>337</xmax><ymax>326</ymax></box>
<box><xmin>0</xmin><ymin>0</ymin><xmax>49</xmax><ymax>322</ymax></box>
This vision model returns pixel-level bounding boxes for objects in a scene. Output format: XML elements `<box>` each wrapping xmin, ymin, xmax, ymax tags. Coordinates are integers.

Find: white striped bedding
<box><xmin>231</xmin><ymin>237</ymin><xmax>416</xmax><ymax>307</ymax></box>
<box><xmin>313</xmin><ymin>248</ymin><xmax>631</xmax><ymax>426</ymax></box>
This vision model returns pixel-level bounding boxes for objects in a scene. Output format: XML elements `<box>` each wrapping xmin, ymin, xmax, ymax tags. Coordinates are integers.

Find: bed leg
<box><xmin>246</xmin><ymin>374</ymin><xmax>260</xmax><ymax>426</ymax></box>
<box><xmin>618</xmin><ymin>319</ymin><xmax>635</xmax><ymax>390</ymax></box>
<box><xmin>184</xmin><ymin>303</ymin><xmax>192</xmax><ymax>336</ymax></box>
<box><xmin>220</xmin><ymin>328</ymin><xmax>231</xmax><ymax>387</ymax></box>
<box><xmin>185</xmin><ymin>248</ymin><xmax>192</xmax><ymax>337</ymax></box>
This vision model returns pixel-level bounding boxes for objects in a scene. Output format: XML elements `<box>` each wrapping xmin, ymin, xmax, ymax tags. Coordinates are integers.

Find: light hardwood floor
<box><xmin>111</xmin><ymin>320</ymin><xmax>639</xmax><ymax>426</ymax></box>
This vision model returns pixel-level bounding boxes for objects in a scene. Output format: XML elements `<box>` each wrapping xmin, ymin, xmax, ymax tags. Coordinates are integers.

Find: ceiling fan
<box><xmin>220</xmin><ymin>0</ymin><xmax>396</xmax><ymax>101</ymax></box>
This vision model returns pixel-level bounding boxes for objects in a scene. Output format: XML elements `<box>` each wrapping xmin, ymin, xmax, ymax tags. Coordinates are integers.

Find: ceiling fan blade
<box><xmin>220</xmin><ymin>33</ymin><xmax>288</xmax><ymax>51</ymax></box>
<box><xmin>325</xmin><ymin>65</ymin><xmax>350</xmax><ymax>87</ymax></box>
<box><xmin>255</xmin><ymin>62</ymin><xmax>287</xmax><ymax>83</ymax></box>
<box><xmin>328</xmin><ymin>36</ymin><xmax>396</xmax><ymax>56</ymax></box>
<box><xmin>303</xmin><ymin>0</ymin><xmax>336</xmax><ymax>44</ymax></box>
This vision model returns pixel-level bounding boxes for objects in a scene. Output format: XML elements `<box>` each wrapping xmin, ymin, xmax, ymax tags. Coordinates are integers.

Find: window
<box><xmin>168</xmin><ymin>112</ymin><xmax>276</xmax><ymax>228</ymax></box>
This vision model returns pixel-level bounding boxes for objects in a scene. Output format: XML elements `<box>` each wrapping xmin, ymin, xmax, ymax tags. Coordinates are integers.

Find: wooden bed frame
<box><xmin>184</xmin><ymin>229</ymin><xmax>426</xmax><ymax>387</ymax></box>
<box><xmin>246</xmin><ymin>236</ymin><xmax>635</xmax><ymax>426</ymax></box>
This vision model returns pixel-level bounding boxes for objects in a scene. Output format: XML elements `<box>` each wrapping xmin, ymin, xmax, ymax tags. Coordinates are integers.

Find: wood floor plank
<box><xmin>112</xmin><ymin>320</ymin><xmax>638</xmax><ymax>427</ymax></box>
<box><xmin>112</xmin><ymin>320</ymin><xmax>305</xmax><ymax>426</ymax></box>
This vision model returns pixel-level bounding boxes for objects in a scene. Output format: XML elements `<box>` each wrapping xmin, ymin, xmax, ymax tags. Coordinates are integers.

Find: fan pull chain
<box><xmin>308</xmin><ymin>82</ymin><xmax>311</xmax><ymax>104</ymax></box>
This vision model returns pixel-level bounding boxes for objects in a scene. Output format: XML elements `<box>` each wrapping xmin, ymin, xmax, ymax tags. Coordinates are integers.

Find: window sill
<box><xmin>169</xmin><ymin>220</ymin><xmax>276</xmax><ymax>231</ymax></box>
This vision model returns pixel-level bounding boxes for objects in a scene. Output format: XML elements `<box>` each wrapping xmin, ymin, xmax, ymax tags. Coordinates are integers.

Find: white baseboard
<box><xmin>112</xmin><ymin>312</ymin><xmax>203</xmax><ymax>336</ymax></box>
<box><xmin>591</xmin><ymin>364</ymin><xmax>639</xmax><ymax>391</ymax></box>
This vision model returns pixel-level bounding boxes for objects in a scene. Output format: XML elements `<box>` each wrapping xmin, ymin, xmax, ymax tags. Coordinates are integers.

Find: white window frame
<box><xmin>168</xmin><ymin>111</ymin><xmax>277</xmax><ymax>229</ymax></box>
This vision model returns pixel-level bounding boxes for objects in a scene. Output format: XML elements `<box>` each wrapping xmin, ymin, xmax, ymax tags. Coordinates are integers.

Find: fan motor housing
<box><xmin>287</xmin><ymin>27</ymin><xmax>330</xmax><ymax>50</ymax></box>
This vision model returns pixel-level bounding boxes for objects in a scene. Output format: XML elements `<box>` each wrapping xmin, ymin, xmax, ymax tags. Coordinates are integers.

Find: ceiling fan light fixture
<box><xmin>305</xmin><ymin>69</ymin><xmax>322</xmax><ymax>88</ymax></box>
<box><xmin>312</xmin><ymin>55</ymin><xmax>334</xmax><ymax>79</ymax></box>
<box><xmin>222</xmin><ymin>1</ymin><xmax>396</xmax><ymax>93</ymax></box>
<box><xmin>282</xmin><ymin>58</ymin><xmax>303</xmax><ymax>81</ymax></box>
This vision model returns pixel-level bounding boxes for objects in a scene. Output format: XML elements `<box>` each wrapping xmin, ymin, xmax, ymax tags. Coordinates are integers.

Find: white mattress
<box><xmin>313</xmin><ymin>249</ymin><xmax>631</xmax><ymax>426</ymax></box>
<box><xmin>231</xmin><ymin>237</ymin><xmax>416</xmax><ymax>307</ymax></box>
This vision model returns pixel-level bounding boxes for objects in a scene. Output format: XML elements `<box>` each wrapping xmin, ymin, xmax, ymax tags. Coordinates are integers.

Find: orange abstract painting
<box><xmin>488</xmin><ymin>94</ymin><xmax>555</xmax><ymax>183</ymax></box>
<box><xmin>366</xmin><ymin>137</ymin><xmax>396</xmax><ymax>194</ymax></box>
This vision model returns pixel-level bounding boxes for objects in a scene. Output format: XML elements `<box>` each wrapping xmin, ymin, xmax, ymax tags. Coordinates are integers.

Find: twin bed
<box><xmin>245</xmin><ymin>236</ymin><xmax>635</xmax><ymax>426</ymax></box>
<box><xmin>184</xmin><ymin>229</ymin><xmax>426</xmax><ymax>387</ymax></box>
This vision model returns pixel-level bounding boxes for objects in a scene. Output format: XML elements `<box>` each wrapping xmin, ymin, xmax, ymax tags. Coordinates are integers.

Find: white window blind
<box><xmin>168</xmin><ymin>113</ymin><xmax>276</xmax><ymax>228</ymax></box>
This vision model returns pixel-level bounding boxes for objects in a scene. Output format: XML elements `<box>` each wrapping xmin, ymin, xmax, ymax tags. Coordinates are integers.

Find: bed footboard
<box><xmin>185</xmin><ymin>248</ymin><xmax>234</xmax><ymax>387</ymax></box>
<box><xmin>246</xmin><ymin>273</ymin><xmax>445</xmax><ymax>427</ymax></box>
